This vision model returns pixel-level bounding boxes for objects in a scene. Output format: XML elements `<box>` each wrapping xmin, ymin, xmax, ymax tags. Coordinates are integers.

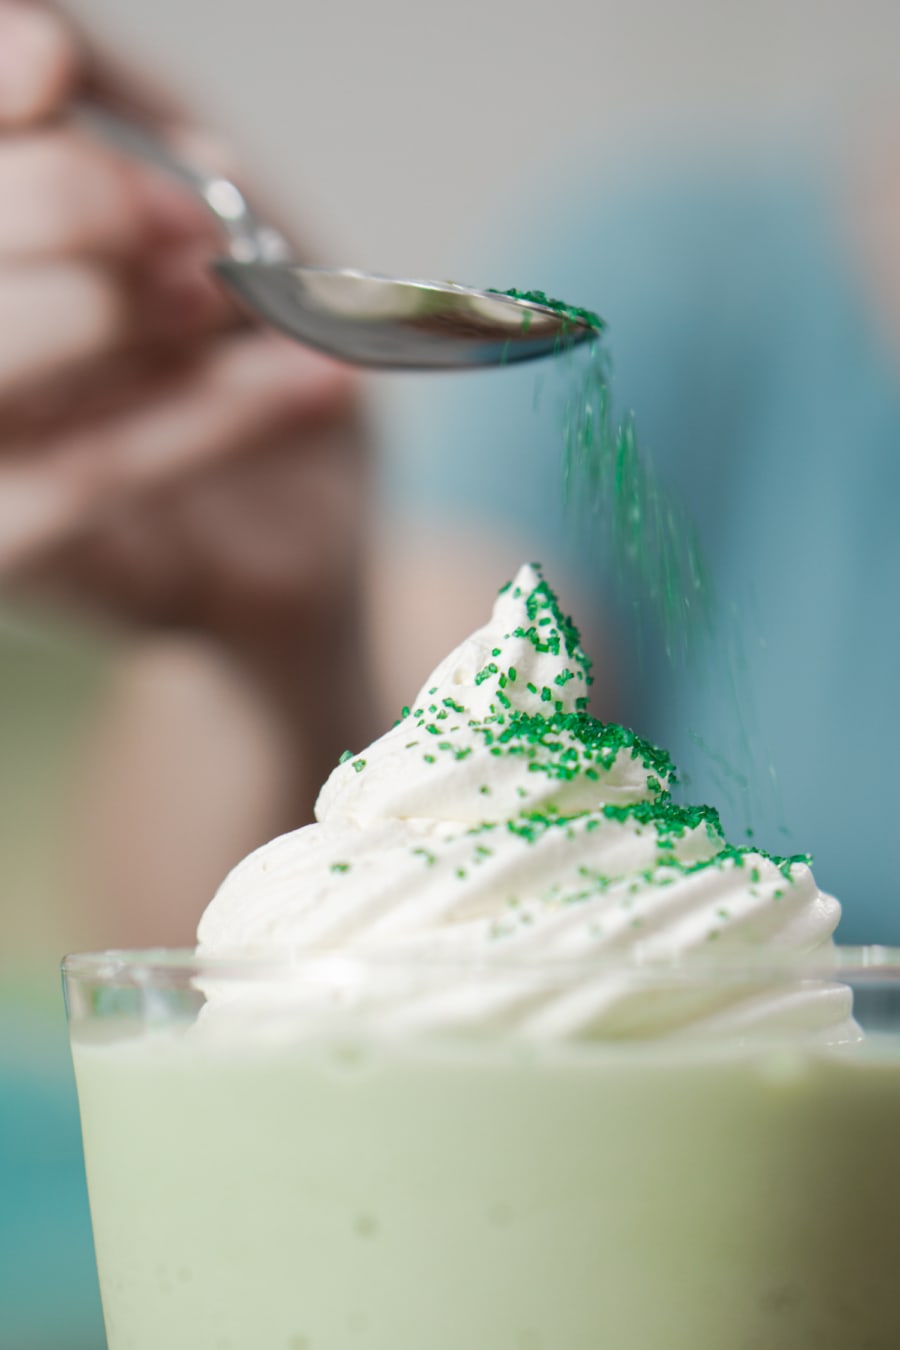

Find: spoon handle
<box><xmin>75</xmin><ymin>104</ymin><xmax>293</xmax><ymax>265</ymax></box>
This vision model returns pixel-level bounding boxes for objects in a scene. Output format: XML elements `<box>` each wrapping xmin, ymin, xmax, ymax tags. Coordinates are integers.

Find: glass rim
<box><xmin>61</xmin><ymin>944</ymin><xmax>900</xmax><ymax>985</ymax></box>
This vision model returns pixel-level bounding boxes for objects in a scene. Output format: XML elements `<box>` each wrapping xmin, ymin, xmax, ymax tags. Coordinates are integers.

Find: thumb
<box><xmin>0</xmin><ymin>0</ymin><xmax>77</xmax><ymax>126</ymax></box>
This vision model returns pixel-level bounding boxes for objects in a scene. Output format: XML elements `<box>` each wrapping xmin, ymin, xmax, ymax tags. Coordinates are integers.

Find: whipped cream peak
<box><xmin>316</xmin><ymin>562</ymin><xmax>673</xmax><ymax>827</ymax></box>
<box><xmin>417</xmin><ymin>560</ymin><xmax>593</xmax><ymax>723</ymax></box>
<box><xmin>198</xmin><ymin>563</ymin><xmax>848</xmax><ymax>1041</ymax></box>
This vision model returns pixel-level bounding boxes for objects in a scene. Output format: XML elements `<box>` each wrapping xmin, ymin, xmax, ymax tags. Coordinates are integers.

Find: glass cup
<box><xmin>63</xmin><ymin>947</ymin><xmax>900</xmax><ymax>1350</ymax></box>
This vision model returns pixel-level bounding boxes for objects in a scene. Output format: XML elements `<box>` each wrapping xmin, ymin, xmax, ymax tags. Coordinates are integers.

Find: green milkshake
<box><xmin>65</xmin><ymin>565</ymin><xmax>900</xmax><ymax>1349</ymax></box>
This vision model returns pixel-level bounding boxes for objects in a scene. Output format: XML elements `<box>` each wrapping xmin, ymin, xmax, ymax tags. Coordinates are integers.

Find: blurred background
<box><xmin>2</xmin><ymin>0</ymin><xmax>900</xmax><ymax>1345</ymax></box>
<box><xmin>65</xmin><ymin>0</ymin><xmax>900</xmax><ymax>274</ymax></box>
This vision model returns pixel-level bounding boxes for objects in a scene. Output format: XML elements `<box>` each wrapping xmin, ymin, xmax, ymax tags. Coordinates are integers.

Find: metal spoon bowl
<box><xmin>214</xmin><ymin>262</ymin><xmax>596</xmax><ymax>369</ymax></box>
<box><xmin>82</xmin><ymin>107</ymin><xmax>599</xmax><ymax>369</ymax></box>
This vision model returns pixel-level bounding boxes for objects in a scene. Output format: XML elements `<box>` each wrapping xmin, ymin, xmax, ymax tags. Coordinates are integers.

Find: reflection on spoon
<box><xmin>214</xmin><ymin>263</ymin><xmax>600</xmax><ymax>369</ymax></box>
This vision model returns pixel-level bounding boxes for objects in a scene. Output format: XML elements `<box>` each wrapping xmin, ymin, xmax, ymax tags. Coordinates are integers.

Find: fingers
<box><xmin>134</xmin><ymin>239</ymin><xmax>235</xmax><ymax>337</ymax></box>
<box><xmin>0</xmin><ymin>121</ymin><xmax>233</xmax><ymax>396</ymax></box>
<box><xmin>0</xmin><ymin>262</ymin><xmax>129</xmax><ymax>395</ymax></box>
<box><xmin>0</xmin><ymin>2</ymin><xmax>213</xmax><ymax>260</ymax></box>
<box><xmin>0</xmin><ymin>244</ymin><xmax>233</xmax><ymax>400</ymax></box>
<box><xmin>82</xmin><ymin>331</ymin><xmax>355</xmax><ymax>490</ymax></box>
<box><xmin>0</xmin><ymin>0</ymin><xmax>180</xmax><ymax>133</ymax></box>
<box><xmin>0</xmin><ymin>331</ymin><xmax>356</xmax><ymax>574</ymax></box>
<box><xmin>0</xmin><ymin>126</ymin><xmax>214</xmax><ymax>260</ymax></box>
<box><xmin>0</xmin><ymin>4</ymin><xmax>227</xmax><ymax>403</ymax></box>
<box><xmin>0</xmin><ymin>0</ymin><xmax>77</xmax><ymax>126</ymax></box>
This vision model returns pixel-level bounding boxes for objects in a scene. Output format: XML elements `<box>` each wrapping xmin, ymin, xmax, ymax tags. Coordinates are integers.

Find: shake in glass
<box><xmin>65</xmin><ymin>565</ymin><xmax>900</xmax><ymax>1349</ymax></box>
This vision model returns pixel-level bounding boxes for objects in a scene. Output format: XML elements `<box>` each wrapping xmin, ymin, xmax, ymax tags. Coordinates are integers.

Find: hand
<box><xmin>0</xmin><ymin>0</ymin><xmax>369</xmax><ymax>684</ymax></box>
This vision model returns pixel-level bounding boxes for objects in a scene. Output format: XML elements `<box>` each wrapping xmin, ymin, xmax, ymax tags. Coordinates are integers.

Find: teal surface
<box><xmin>0</xmin><ymin>1016</ymin><xmax>105</xmax><ymax>1349</ymax></box>
<box><xmin>0</xmin><ymin>620</ymin><xmax>110</xmax><ymax>1349</ymax></box>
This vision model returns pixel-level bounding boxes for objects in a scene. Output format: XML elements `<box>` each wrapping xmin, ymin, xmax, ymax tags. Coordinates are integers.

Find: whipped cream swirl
<box><xmin>198</xmin><ymin>564</ymin><xmax>849</xmax><ymax>1040</ymax></box>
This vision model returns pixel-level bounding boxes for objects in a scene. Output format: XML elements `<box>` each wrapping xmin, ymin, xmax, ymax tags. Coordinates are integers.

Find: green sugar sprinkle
<box><xmin>352</xmin><ymin>758</ymin><xmax>366</xmax><ymax>773</ymax></box>
<box><xmin>488</xmin><ymin>296</ymin><xmax>713</xmax><ymax>668</ymax></box>
<box><xmin>487</xmin><ymin>287</ymin><xmax>604</xmax><ymax>334</ymax></box>
<box><xmin>338</xmin><ymin>749</ymin><xmax>353</xmax><ymax>764</ymax></box>
<box><xmin>776</xmin><ymin>851</ymin><xmax>812</xmax><ymax>878</ymax></box>
<box><xmin>330</xmin><ymin>861</ymin><xmax>351</xmax><ymax>874</ymax></box>
<box><xmin>461</xmin><ymin>706</ymin><xmax>676</xmax><ymax>788</ymax></box>
<box><xmin>560</xmin><ymin>351</ymin><xmax>713</xmax><ymax>666</ymax></box>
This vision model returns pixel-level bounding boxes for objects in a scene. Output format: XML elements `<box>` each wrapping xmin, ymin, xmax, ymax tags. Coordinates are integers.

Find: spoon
<box><xmin>81</xmin><ymin>107</ymin><xmax>600</xmax><ymax>369</ymax></box>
